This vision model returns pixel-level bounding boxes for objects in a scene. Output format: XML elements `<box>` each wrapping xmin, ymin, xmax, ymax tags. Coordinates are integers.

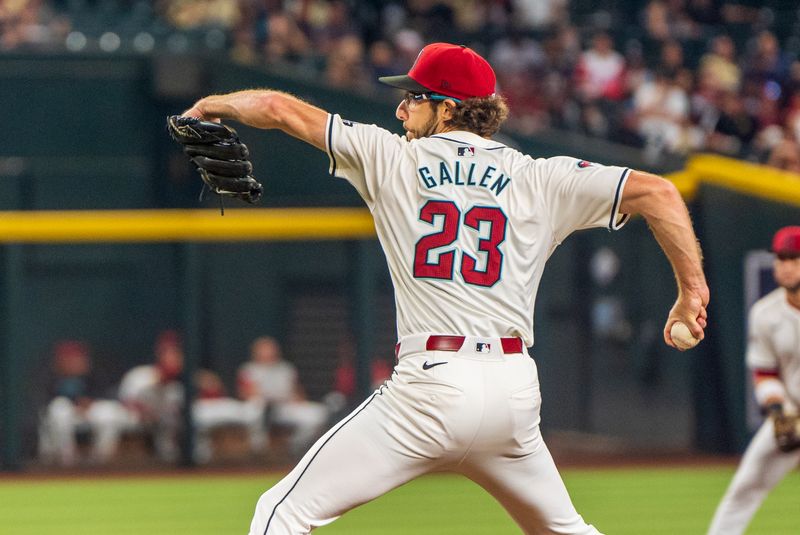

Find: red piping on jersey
<box><xmin>753</xmin><ymin>369</ymin><xmax>780</xmax><ymax>380</ymax></box>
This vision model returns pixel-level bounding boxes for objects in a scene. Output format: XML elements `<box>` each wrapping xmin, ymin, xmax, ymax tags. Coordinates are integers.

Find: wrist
<box><xmin>677</xmin><ymin>280</ymin><xmax>707</xmax><ymax>296</ymax></box>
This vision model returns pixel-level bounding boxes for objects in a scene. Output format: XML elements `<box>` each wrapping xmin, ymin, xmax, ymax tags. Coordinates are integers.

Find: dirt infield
<box><xmin>0</xmin><ymin>450</ymin><xmax>743</xmax><ymax>483</ymax></box>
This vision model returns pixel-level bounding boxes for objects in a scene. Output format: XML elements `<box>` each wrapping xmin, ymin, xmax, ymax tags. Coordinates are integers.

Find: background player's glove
<box><xmin>768</xmin><ymin>404</ymin><xmax>800</xmax><ymax>453</ymax></box>
<box><xmin>167</xmin><ymin>115</ymin><xmax>263</xmax><ymax>205</ymax></box>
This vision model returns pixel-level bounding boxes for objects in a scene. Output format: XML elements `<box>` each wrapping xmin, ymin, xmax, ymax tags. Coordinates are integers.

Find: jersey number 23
<box><xmin>413</xmin><ymin>200</ymin><xmax>507</xmax><ymax>287</ymax></box>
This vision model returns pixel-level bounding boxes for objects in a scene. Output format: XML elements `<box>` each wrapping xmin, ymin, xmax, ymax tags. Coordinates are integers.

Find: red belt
<box><xmin>395</xmin><ymin>335</ymin><xmax>524</xmax><ymax>358</ymax></box>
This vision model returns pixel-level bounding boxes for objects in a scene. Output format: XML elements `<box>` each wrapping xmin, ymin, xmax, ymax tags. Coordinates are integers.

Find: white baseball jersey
<box><xmin>746</xmin><ymin>288</ymin><xmax>800</xmax><ymax>407</ymax></box>
<box><xmin>117</xmin><ymin>365</ymin><xmax>160</xmax><ymax>406</ymax></box>
<box><xmin>325</xmin><ymin>114</ymin><xmax>630</xmax><ymax>346</ymax></box>
<box><xmin>248</xmin><ymin>116</ymin><xmax>634</xmax><ymax>535</ymax></box>
<box><xmin>238</xmin><ymin>361</ymin><xmax>298</xmax><ymax>403</ymax></box>
<box><xmin>117</xmin><ymin>365</ymin><xmax>183</xmax><ymax>416</ymax></box>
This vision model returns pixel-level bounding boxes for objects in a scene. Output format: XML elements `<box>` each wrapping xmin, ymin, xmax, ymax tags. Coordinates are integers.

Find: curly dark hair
<box><xmin>441</xmin><ymin>95</ymin><xmax>509</xmax><ymax>137</ymax></box>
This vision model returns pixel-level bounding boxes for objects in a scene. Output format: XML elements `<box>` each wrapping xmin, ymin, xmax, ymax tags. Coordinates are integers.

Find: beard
<box><xmin>775</xmin><ymin>263</ymin><xmax>800</xmax><ymax>292</ymax></box>
<box><xmin>776</xmin><ymin>274</ymin><xmax>800</xmax><ymax>293</ymax></box>
<box><xmin>784</xmin><ymin>281</ymin><xmax>800</xmax><ymax>293</ymax></box>
<box><xmin>405</xmin><ymin>113</ymin><xmax>440</xmax><ymax>140</ymax></box>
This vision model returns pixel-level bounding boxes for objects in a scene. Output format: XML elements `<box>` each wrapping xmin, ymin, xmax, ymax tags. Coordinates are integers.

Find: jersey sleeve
<box><xmin>325</xmin><ymin>113</ymin><xmax>404</xmax><ymax>209</ymax></box>
<box><xmin>746</xmin><ymin>303</ymin><xmax>778</xmax><ymax>371</ymax></box>
<box><xmin>538</xmin><ymin>156</ymin><xmax>630</xmax><ymax>243</ymax></box>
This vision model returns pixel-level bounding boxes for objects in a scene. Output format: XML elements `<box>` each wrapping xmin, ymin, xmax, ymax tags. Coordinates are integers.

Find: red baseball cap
<box><xmin>379</xmin><ymin>43</ymin><xmax>496</xmax><ymax>101</ymax></box>
<box><xmin>155</xmin><ymin>329</ymin><xmax>182</xmax><ymax>352</ymax></box>
<box><xmin>772</xmin><ymin>226</ymin><xmax>800</xmax><ymax>257</ymax></box>
<box><xmin>54</xmin><ymin>340</ymin><xmax>89</xmax><ymax>361</ymax></box>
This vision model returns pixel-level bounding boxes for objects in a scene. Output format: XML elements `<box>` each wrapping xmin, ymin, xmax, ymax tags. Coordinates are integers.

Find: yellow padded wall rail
<box><xmin>686</xmin><ymin>154</ymin><xmax>800</xmax><ymax>206</ymax></box>
<box><xmin>0</xmin><ymin>208</ymin><xmax>376</xmax><ymax>243</ymax></box>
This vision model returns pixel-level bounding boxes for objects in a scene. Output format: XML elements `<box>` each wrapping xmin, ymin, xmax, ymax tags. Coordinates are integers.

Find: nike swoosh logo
<box><xmin>422</xmin><ymin>361</ymin><xmax>448</xmax><ymax>370</ymax></box>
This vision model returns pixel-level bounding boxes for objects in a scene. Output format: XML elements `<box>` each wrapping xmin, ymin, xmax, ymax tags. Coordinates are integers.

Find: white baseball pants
<box><xmin>248</xmin><ymin>335</ymin><xmax>601</xmax><ymax>534</ymax></box>
<box><xmin>707</xmin><ymin>417</ymin><xmax>800</xmax><ymax>535</ymax></box>
<box><xmin>39</xmin><ymin>397</ymin><xmax>133</xmax><ymax>466</ymax></box>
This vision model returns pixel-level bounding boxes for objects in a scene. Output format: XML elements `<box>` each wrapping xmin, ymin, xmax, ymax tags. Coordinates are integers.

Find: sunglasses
<box><xmin>403</xmin><ymin>92</ymin><xmax>462</xmax><ymax>107</ymax></box>
<box><xmin>776</xmin><ymin>253</ymin><xmax>800</xmax><ymax>261</ymax></box>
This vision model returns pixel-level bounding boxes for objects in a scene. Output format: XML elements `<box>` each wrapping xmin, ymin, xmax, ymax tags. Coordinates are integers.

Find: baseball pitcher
<box><xmin>707</xmin><ymin>226</ymin><xmax>800</xmax><ymax>535</ymax></box>
<box><xmin>175</xmin><ymin>43</ymin><xmax>709</xmax><ymax>534</ymax></box>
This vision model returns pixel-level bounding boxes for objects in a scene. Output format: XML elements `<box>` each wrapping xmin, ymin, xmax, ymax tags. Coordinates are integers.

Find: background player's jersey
<box><xmin>746</xmin><ymin>288</ymin><xmax>800</xmax><ymax>407</ymax></box>
<box><xmin>326</xmin><ymin>114</ymin><xmax>629</xmax><ymax>346</ymax></box>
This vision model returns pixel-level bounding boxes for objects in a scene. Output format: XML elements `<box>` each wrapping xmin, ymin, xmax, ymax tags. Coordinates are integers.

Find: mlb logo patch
<box><xmin>476</xmin><ymin>342</ymin><xmax>492</xmax><ymax>353</ymax></box>
<box><xmin>576</xmin><ymin>160</ymin><xmax>593</xmax><ymax>168</ymax></box>
<box><xmin>458</xmin><ymin>146</ymin><xmax>475</xmax><ymax>157</ymax></box>
<box><xmin>342</xmin><ymin>119</ymin><xmax>354</xmax><ymax>127</ymax></box>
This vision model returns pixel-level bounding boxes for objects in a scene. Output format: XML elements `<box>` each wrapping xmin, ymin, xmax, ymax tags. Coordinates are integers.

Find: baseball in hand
<box><xmin>670</xmin><ymin>322</ymin><xmax>699</xmax><ymax>350</ymax></box>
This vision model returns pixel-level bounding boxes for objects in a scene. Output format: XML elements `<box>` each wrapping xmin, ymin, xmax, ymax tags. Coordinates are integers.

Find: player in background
<box><xmin>179</xmin><ymin>43</ymin><xmax>708</xmax><ymax>534</ymax></box>
<box><xmin>118</xmin><ymin>330</ymin><xmax>186</xmax><ymax>461</ymax></box>
<box><xmin>38</xmin><ymin>340</ymin><xmax>129</xmax><ymax>466</ymax></box>
<box><xmin>119</xmin><ymin>330</ymin><xmax>265</xmax><ymax>463</ymax></box>
<box><xmin>237</xmin><ymin>336</ymin><xmax>329</xmax><ymax>458</ymax></box>
<box><xmin>707</xmin><ymin>226</ymin><xmax>800</xmax><ymax>535</ymax></box>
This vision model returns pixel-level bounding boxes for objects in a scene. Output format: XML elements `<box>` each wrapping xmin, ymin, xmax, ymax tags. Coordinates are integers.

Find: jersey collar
<box><xmin>430</xmin><ymin>130</ymin><xmax>506</xmax><ymax>150</ymax></box>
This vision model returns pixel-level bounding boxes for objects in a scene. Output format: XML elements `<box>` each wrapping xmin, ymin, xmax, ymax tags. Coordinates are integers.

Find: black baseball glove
<box><xmin>167</xmin><ymin>115</ymin><xmax>263</xmax><ymax>206</ymax></box>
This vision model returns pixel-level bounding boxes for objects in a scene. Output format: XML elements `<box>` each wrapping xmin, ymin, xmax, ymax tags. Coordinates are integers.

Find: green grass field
<box><xmin>0</xmin><ymin>466</ymin><xmax>797</xmax><ymax>534</ymax></box>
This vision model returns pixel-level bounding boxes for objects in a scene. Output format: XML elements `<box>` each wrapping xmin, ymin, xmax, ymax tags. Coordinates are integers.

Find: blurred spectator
<box><xmin>405</xmin><ymin>0</ymin><xmax>457</xmax><ymax>42</ymax></box>
<box><xmin>642</xmin><ymin>0</ymin><xmax>671</xmax><ymax>41</ymax></box>
<box><xmin>323</xmin><ymin>34</ymin><xmax>372</xmax><ymax>92</ymax></box>
<box><xmin>449</xmin><ymin>0</ymin><xmax>490</xmax><ymax>35</ymax></box>
<box><xmin>784</xmin><ymin>88</ymin><xmax>800</xmax><ymax>133</ymax></box>
<box><xmin>117</xmin><ymin>329</ymin><xmax>186</xmax><ymax>461</ymax></box>
<box><xmin>263</xmin><ymin>11</ymin><xmax>313</xmax><ymax>68</ymax></box>
<box><xmin>0</xmin><ymin>0</ymin><xmax>70</xmax><ymax>51</ymax></box>
<box><xmin>574</xmin><ymin>32</ymin><xmax>626</xmax><ymax>103</ymax></box>
<box><xmin>490</xmin><ymin>31</ymin><xmax>544</xmax><ymax>77</ymax></box>
<box><xmin>162</xmin><ymin>0</ymin><xmax>241</xmax><ymax>30</ymax></box>
<box><xmin>304</xmin><ymin>0</ymin><xmax>359</xmax><ymax>56</ymax></box>
<box><xmin>392</xmin><ymin>27</ymin><xmax>425</xmax><ymax>69</ymax></box>
<box><xmin>237</xmin><ymin>336</ymin><xmax>329</xmax><ymax>457</ymax></box>
<box><xmin>510</xmin><ymin>0</ymin><xmax>568</xmax><ymax>30</ymax></box>
<box><xmin>752</xmin><ymin>82</ymin><xmax>784</xmax><ymax>140</ymax></box>
<box><xmin>685</xmin><ymin>0</ymin><xmax>723</xmax><ymax>27</ymax></box>
<box><xmin>573</xmin><ymin>32</ymin><xmax>626</xmax><ymax>137</ymax></box>
<box><xmin>707</xmin><ymin>89</ymin><xmax>758</xmax><ymax>158</ymax></box>
<box><xmin>642</xmin><ymin>0</ymin><xmax>699</xmax><ymax>42</ymax></box>
<box><xmin>38</xmin><ymin>340</ymin><xmax>129</xmax><ymax>467</ymax></box>
<box><xmin>691</xmin><ymin>63</ymin><xmax>724</xmax><ymax>137</ymax></box>
<box><xmin>766</xmin><ymin>126</ymin><xmax>800</xmax><ymax>174</ymax></box>
<box><xmin>230</xmin><ymin>22</ymin><xmax>259</xmax><ymax>65</ymax></box>
<box><xmin>630</xmin><ymin>67</ymin><xmax>693</xmax><ymax>162</ymax></box>
<box><xmin>790</xmin><ymin>61</ymin><xmax>800</xmax><ymax>93</ymax></box>
<box><xmin>490</xmin><ymin>30</ymin><xmax>548</xmax><ymax>135</ymax></box>
<box><xmin>658</xmin><ymin>39</ymin><xmax>685</xmax><ymax>78</ymax></box>
<box><xmin>536</xmin><ymin>26</ymin><xmax>581</xmax><ymax>129</ymax></box>
<box><xmin>743</xmin><ymin>31</ymin><xmax>791</xmax><ymax>88</ymax></box>
<box><xmin>366</xmin><ymin>39</ymin><xmax>402</xmax><ymax>86</ymax></box>
<box><xmin>698</xmin><ymin>35</ymin><xmax>741</xmax><ymax>94</ymax></box>
<box><xmin>622</xmin><ymin>42</ymin><xmax>649</xmax><ymax>100</ymax></box>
